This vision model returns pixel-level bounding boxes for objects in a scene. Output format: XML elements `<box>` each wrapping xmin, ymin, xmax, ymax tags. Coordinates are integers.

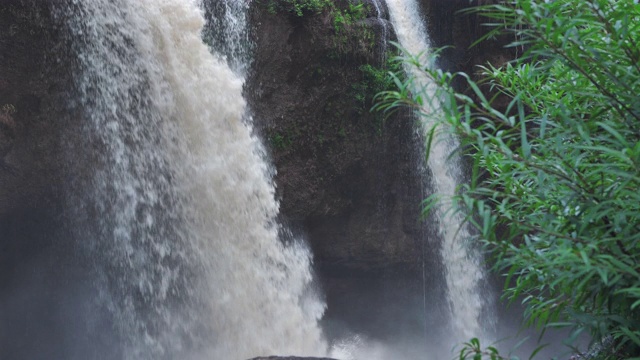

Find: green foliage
<box><xmin>269</xmin><ymin>131</ymin><xmax>293</xmax><ymax>150</ymax></box>
<box><xmin>352</xmin><ymin>53</ymin><xmax>403</xmax><ymax>133</ymax></box>
<box><xmin>266</xmin><ymin>0</ymin><xmax>375</xmax><ymax>58</ymax></box>
<box><xmin>328</xmin><ymin>1</ymin><xmax>376</xmax><ymax>57</ymax></box>
<box><xmin>376</xmin><ymin>0</ymin><xmax>640</xmax><ymax>358</ymax></box>
<box><xmin>266</xmin><ymin>0</ymin><xmax>331</xmax><ymax>17</ymax></box>
<box><xmin>332</xmin><ymin>2</ymin><xmax>366</xmax><ymax>33</ymax></box>
<box><xmin>359</xmin><ymin>62</ymin><xmax>395</xmax><ymax>95</ymax></box>
<box><xmin>457</xmin><ymin>338</ymin><xmax>508</xmax><ymax>360</ymax></box>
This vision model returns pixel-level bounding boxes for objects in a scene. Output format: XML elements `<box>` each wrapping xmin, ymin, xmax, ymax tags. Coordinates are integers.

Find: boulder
<box><xmin>249</xmin><ymin>357</ymin><xmax>338</xmax><ymax>360</ymax></box>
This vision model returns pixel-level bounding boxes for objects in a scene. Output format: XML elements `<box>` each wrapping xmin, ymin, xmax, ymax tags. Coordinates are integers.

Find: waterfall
<box><xmin>385</xmin><ymin>0</ymin><xmax>490</xmax><ymax>342</ymax></box>
<box><xmin>201</xmin><ymin>0</ymin><xmax>252</xmax><ymax>74</ymax></box>
<box><xmin>58</xmin><ymin>0</ymin><xmax>327</xmax><ymax>358</ymax></box>
<box><xmin>370</xmin><ymin>0</ymin><xmax>389</xmax><ymax>64</ymax></box>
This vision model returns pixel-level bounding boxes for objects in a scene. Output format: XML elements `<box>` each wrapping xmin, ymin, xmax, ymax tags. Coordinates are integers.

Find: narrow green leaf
<box><xmin>424</xmin><ymin>125</ymin><xmax>436</xmax><ymax>164</ymax></box>
<box><xmin>519</xmin><ymin>102</ymin><xmax>530</xmax><ymax>159</ymax></box>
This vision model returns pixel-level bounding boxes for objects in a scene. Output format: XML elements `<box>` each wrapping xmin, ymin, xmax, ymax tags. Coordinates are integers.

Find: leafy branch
<box><xmin>376</xmin><ymin>0</ymin><xmax>640</xmax><ymax>358</ymax></box>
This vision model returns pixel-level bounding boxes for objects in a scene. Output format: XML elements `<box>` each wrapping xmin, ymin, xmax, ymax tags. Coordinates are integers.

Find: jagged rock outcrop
<box><xmin>0</xmin><ymin>3</ymin><xmax>68</xmax><ymax>266</ymax></box>
<box><xmin>0</xmin><ymin>2</ymin><xmax>101</xmax><ymax>358</ymax></box>
<box><xmin>249</xmin><ymin>357</ymin><xmax>338</xmax><ymax>360</ymax></box>
<box><xmin>0</xmin><ymin>1</ymin><xmax>68</xmax><ymax>213</ymax></box>
<box><xmin>0</xmin><ymin>107</ymin><xmax>16</xmax><ymax>162</ymax></box>
<box><xmin>247</xmin><ymin>0</ymin><xmax>429</xmax><ymax>274</ymax></box>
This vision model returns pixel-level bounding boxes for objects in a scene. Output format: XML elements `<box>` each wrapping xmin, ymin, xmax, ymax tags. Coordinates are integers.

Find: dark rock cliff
<box><xmin>0</xmin><ymin>2</ymin><xmax>67</xmax><ymax>217</ymax></box>
<box><xmin>250</xmin><ymin>357</ymin><xmax>338</xmax><ymax>360</ymax></box>
<box><xmin>0</xmin><ymin>2</ymin><xmax>101</xmax><ymax>359</ymax></box>
<box><xmin>246</xmin><ymin>0</ymin><xmax>428</xmax><ymax>276</ymax></box>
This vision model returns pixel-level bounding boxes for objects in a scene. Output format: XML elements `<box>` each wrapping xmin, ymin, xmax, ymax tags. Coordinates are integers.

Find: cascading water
<box><xmin>201</xmin><ymin>0</ymin><xmax>252</xmax><ymax>74</ymax></box>
<box><xmin>370</xmin><ymin>0</ymin><xmax>389</xmax><ymax>64</ymax></box>
<box><xmin>385</xmin><ymin>0</ymin><xmax>491</xmax><ymax>343</ymax></box>
<box><xmin>58</xmin><ymin>0</ymin><xmax>327</xmax><ymax>358</ymax></box>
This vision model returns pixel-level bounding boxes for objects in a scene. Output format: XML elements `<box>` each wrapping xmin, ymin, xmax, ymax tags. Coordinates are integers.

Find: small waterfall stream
<box><xmin>385</xmin><ymin>0</ymin><xmax>491</xmax><ymax>343</ymax></box>
<box><xmin>58</xmin><ymin>0</ymin><xmax>327</xmax><ymax>358</ymax></box>
<box><xmin>201</xmin><ymin>0</ymin><xmax>252</xmax><ymax>74</ymax></box>
<box><xmin>370</xmin><ymin>0</ymin><xmax>389</xmax><ymax>64</ymax></box>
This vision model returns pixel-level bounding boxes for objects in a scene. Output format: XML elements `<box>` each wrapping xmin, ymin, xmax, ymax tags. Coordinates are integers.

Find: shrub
<box><xmin>267</xmin><ymin>0</ymin><xmax>332</xmax><ymax>17</ymax></box>
<box><xmin>377</xmin><ymin>0</ymin><xmax>640</xmax><ymax>358</ymax></box>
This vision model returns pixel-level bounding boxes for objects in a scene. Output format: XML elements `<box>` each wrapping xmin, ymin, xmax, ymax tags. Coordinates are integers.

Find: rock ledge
<box><xmin>249</xmin><ymin>357</ymin><xmax>339</xmax><ymax>360</ymax></box>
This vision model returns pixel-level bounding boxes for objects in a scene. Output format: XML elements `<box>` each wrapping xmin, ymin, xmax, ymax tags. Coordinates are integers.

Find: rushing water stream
<box><xmin>58</xmin><ymin>0</ymin><xmax>327</xmax><ymax>358</ymax></box>
<box><xmin>385</xmin><ymin>0</ymin><xmax>492</xmax><ymax>343</ymax></box>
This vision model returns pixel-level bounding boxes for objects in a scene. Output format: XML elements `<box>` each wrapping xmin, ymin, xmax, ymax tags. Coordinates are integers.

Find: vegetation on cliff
<box><xmin>266</xmin><ymin>0</ymin><xmax>332</xmax><ymax>16</ymax></box>
<box><xmin>258</xmin><ymin>0</ymin><xmax>398</xmax><ymax>147</ymax></box>
<box><xmin>266</xmin><ymin>0</ymin><xmax>375</xmax><ymax>58</ymax></box>
<box><xmin>378</xmin><ymin>0</ymin><xmax>640</xmax><ymax>358</ymax></box>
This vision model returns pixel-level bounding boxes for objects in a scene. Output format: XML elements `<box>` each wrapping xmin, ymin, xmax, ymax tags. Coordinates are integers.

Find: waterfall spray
<box><xmin>385</xmin><ymin>0</ymin><xmax>491</xmax><ymax>342</ymax></box>
<box><xmin>59</xmin><ymin>0</ymin><xmax>328</xmax><ymax>358</ymax></box>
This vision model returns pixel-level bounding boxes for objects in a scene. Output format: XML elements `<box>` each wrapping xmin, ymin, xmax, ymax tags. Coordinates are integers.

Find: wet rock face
<box><xmin>0</xmin><ymin>1</ymin><xmax>69</xmax><ymax>215</ymax></box>
<box><xmin>0</xmin><ymin>2</ymin><xmax>60</xmax><ymax>249</ymax></box>
<box><xmin>0</xmin><ymin>105</ymin><xmax>16</xmax><ymax>159</ymax></box>
<box><xmin>247</xmin><ymin>0</ymin><xmax>427</xmax><ymax>274</ymax></box>
<box><xmin>0</xmin><ymin>2</ymin><xmax>106</xmax><ymax>359</ymax></box>
<box><xmin>419</xmin><ymin>0</ymin><xmax>518</xmax><ymax>88</ymax></box>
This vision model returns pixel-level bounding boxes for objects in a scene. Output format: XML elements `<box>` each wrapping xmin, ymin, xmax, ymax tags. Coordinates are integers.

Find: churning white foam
<box><xmin>65</xmin><ymin>0</ymin><xmax>328</xmax><ymax>358</ymax></box>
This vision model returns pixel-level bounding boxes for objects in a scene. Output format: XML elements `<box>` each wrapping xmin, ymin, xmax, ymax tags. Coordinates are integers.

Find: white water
<box><xmin>64</xmin><ymin>0</ymin><xmax>327</xmax><ymax>358</ymax></box>
<box><xmin>370</xmin><ymin>0</ymin><xmax>389</xmax><ymax>64</ymax></box>
<box><xmin>386</xmin><ymin>0</ymin><xmax>489</xmax><ymax>343</ymax></box>
<box><xmin>201</xmin><ymin>0</ymin><xmax>252</xmax><ymax>74</ymax></box>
